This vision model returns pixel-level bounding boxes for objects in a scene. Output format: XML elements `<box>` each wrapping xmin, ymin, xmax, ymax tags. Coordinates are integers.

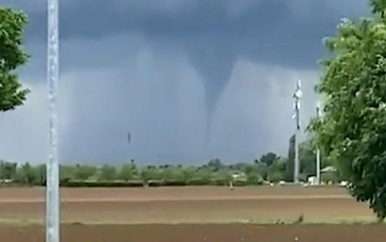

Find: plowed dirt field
<box><xmin>0</xmin><ymin>186</ymin><xmax>383</xmax><ymax>242</ymax></box>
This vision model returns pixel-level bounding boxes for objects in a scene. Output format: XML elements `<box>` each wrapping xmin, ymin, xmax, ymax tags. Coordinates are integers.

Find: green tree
<box><xmin>181</xmin><ymin>166</ymin><xmax>196</xmax><ymax>183</ymax></box>
<box><xmin>35</xmin><ymin>164</ymin><xmax>46</xmax><ymax>185</ymax></box>
<box><xmin>117</xmin><ymin>163</ymin><xmax>134</xmax><ymax>181</ymax></box>
<box><xmin>159</xmin><ymin>166</ymin><xmax>184</xmax><ymax>181</ymax></box>
<box><xmin>268</xmin><ymin>171</ymin><xmax>285</xmax><ymax>183</ymax></box>
<box><xmin>207</xmin><ymin>159</ymin><xmax>223</xmax><ymax>171</ymax></box>
<box><xmin>14</xmin><ymin>162</ymin><xmax>37</xmax><ymax>185</ymax></box>
<box><xmin>299</xmin><ymin>139</ymin><xmax>316</xmax><ymax>177</ymax></box>
<box><xmin>193</xmin><ymin>167</ymin><xmax>213</xmax><ymax>184</ymax></box>
<box><xmin>308</xmin><ymin>0</ymin><xmax>386</xmax><ymax>220</ymax></box>
<box><xmin>98</xmin><ymin>165</ymin><xmax>117</xmax><ymax>181</ymax></box>
<box><xmin>259</xmin><ymin>152</ymin><xmax>279</xmax><ymax>167</ymax></box>
<box><xmin>74</xmin><ymin>164</ymin><xmax>97</xmax><ymax>180</ymax></box>
<box><xmin>244</xmin><ymin>164</ymin><xmax>263</xmax><ymax>185</ymax></box>
<box><xmin>285</xmin><ymin>135</ymin><xmax>323</xmax><ymax>181</ymax></box>
<box><xmin>255</xmin><ymin>163</ymin><xmax>269</xmax><ymax>181</ymax></box>
<box><xmin>232</xmin><ymin>162</ymin><xmax>249</xmax><ymax>171</ymax></box>
<box><xmin>0</xmin><ymin>8</ymin><xmax>30</xmax><ymax>112</ymax></box>
<box><xmin>140</xmin><ymin>166</ymin><xmax>161</xmax><ymax>185</ymax></box>
<box><xmin>0</xmin><ymin>161</ymin><xmax>17</xmax><ymax>180</ymax></box>
<box><xmin>286</xmin><ymin>135</ymin><xmax>295</xmax><ymax>181</ymax></box>
<box><xmin>60</xmin><ymin>165</ymin><xmax>76</xmax><ymax>181</ymax></box>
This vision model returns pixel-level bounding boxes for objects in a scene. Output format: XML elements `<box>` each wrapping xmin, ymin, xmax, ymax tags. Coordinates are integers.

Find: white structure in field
<box><xmin>229</xmin><ymin>172</ymin><xmax>246</xmax><ymax>189</ymax></box>
<box><xmin>307</xmin><ymin>176</ymin><xmax>317</xmax><ymax>185</ymax></box>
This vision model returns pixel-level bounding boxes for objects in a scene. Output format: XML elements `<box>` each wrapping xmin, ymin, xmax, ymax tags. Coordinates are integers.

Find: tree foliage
<box><xmin>0</xmin><ymin>8</ymin><xmax>29</xmax><ymax>112</ymax></box>
<box><xmin>308</xmin><ymin>0</ymin><xmax>386</xmax><ymax>220</ymax></box>
<box><xmin>259</xmin><ymin>152</ymin><xmax>279</xmax><ymax>167</ymax></box>
<box><xmin>0</xmin><ymin>142</ymin><xmax>327</xmax><ymax>187</ymax></box>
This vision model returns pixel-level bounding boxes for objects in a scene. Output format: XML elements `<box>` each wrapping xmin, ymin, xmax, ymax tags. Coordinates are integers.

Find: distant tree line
<box><xmin>0</xmin><ymin>136</ymin><xmax>340</xmax><ymax>187</ymax></box>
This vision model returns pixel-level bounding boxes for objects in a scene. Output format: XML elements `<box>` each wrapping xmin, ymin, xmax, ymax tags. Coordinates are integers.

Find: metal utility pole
<box><xmin>315</xmin><ymin>101</ymin><xmax>321</xmax><ymax>185</ymax></box>
<box><xmin>292</xmin><ymin>80</ymin><xmax>302</xmax><ymax>183</ymax></box>
<box><xmin>47</xmin><ymin>0</ymin><xmax>60</xmax><ymax>241</ymax></box>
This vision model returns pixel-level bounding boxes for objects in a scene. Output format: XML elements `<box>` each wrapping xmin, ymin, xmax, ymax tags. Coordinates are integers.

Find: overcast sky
<box><xmin>0</xmin><ymin>0</ymin><xmax>368</xmax><ymax>164</ymax></box>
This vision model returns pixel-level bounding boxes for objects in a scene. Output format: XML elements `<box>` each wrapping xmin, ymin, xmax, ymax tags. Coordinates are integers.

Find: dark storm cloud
<box><xmin>0</xmin><ymin>0</ymin><xmax>369</xmax><ymax>163</ymax></box>
<box><xmin>20</xmin><ymin>0</ymin><xmax>367</xmax><ymax>68</ymax></box>
<box><xmin>19</xmin><ymin>0</ymin><xmax>367</xmax><ymax>126</ymax></box>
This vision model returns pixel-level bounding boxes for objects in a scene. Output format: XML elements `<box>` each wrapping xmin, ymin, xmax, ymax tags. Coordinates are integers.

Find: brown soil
<box><xmin>2</xmin><ymin>224</ymin><xmax>386</xmax><ymax>242</ymax></box>
<box><xmin>0</xmin><ymin>186</ymin><xmax>381</xmax><ymax>242</ymax></box>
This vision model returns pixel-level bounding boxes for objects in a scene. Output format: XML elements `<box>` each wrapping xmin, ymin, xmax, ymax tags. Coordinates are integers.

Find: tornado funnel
<box><xmin>185</xmin><ymin>42</ymin><xmax>235</xmax><ymax>151</ymax></box>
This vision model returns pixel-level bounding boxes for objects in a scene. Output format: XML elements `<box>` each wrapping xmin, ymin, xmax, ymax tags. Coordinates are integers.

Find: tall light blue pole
<box><xmin>316</xmin><ymin>101</ymin><xmax>321</xmax><ymax>185</ymax></box>
<box><xmin>292</xmin><ymin>80</ymin><xmax>302</xmax><ymax>183</ymax></box>
<box><xmin>47</xmin><ymin>0</ymin><xmax>60</xmax><ymax>241</ymax></box>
